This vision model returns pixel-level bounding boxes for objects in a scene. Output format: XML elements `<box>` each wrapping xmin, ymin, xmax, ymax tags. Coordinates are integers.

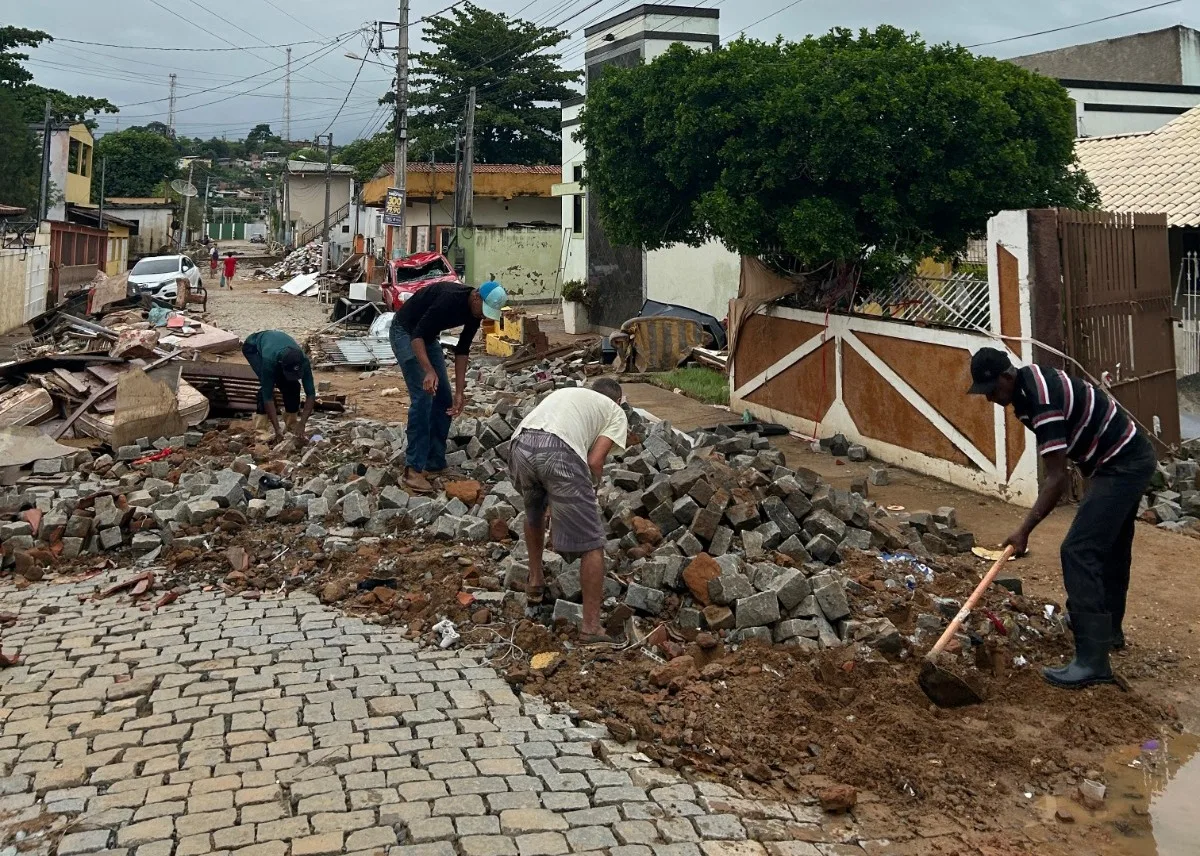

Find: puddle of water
<box><xmin>1034</xmin><ymin>733</ymin><xmax>1200</xmax><ymax>855</ymax></box>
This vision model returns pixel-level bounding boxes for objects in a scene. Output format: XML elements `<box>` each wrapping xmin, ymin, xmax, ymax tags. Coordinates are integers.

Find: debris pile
<box><xmin>1140</xmin><ymin>455</ymin><xmax>1200</xmax><ymax>535</ymax></box>
<box><xmin>254</xmin><ymin>240</ymin><xmax>323</xmax><ymax>280</ymax></box>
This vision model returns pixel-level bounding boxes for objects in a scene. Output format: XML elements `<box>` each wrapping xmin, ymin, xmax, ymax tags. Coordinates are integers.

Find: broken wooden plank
<box><xmin>55</xmin><ymin>352</ymin><xmax>179</xmax><ymax>439</ymax></box>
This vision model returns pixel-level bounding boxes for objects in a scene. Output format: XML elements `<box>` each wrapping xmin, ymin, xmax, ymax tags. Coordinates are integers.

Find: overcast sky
<box><xmin>8</xmin><ymin>0</ymin><xmax>1195</xmax><ymax>144</ymax></box>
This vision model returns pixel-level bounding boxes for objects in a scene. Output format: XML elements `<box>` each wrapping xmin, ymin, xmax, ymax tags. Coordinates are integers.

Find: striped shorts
<box><xmin>510</xmin><ymin>430</ymin><xmax>606</xmax><ymax>555</ymax></box>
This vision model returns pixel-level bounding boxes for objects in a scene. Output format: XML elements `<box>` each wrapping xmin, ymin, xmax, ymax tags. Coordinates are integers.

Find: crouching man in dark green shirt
<box><xmin>242</xmin><ymin>330</ymin><xmax>316</xmax><ymax>443</ymax></box>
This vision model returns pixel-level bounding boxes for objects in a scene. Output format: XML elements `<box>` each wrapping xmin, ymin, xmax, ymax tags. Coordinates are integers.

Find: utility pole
<box><xmin>168</xmin><ymin>74</ymin><xmax>177</xmax><ymax>135</ymax></box>
<box><xmin>284</xmin><ymin>48</ymin><xmax>292</xmax><ymax>142</ymax></box>
<box><xmin>283</xmin><ymin>167</ymin><xmax>290</xmax><ymax>247</ymax></box>
<box><xmin>461</xmin><ymin>87</ymin><xmax>477</xmax><ymax>228</ymax></box>
<box><xmin>428</xmin><ymin>148</ymin><xmax>435</xmax><ymax>251</ymax></box>
<box><xmin>202</xmin><ymin>175</ymin><xmax>211</xmax><ymax>242</ymax></box>
<box><xmin>321</xmin><ymin>133</ymin><xmax>333</xmax><ymax>272</ymax></box>
<box><xmin>390</xmin><ymin>0</ymin><xmax>410</xmax><ymax>260</ymax></box>
<box><xmin>37</xmin><ymin>100</ymin><xmax>51</xmax><ymax>222</ymax></box>
<box><xmin>181</xmin><ymin>162</ymin><xmax>195</xmax><ymax>246</ymax></box>
<box><xmin>98</xmin><ymin>157</ymin><xmax>107</xmax><ymax>229</ymax></box>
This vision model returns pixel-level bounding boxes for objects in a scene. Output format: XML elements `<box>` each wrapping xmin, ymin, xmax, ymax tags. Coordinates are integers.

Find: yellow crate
<box><xmin>485</xmin><ymin>332</ymin><xmax>521</xmax><ymax>357</ymax></box>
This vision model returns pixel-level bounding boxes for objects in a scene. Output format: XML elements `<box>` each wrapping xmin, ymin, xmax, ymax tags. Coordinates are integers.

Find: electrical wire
<box><xmin>51</xmin><ymin>36</ymin><xmax>330</xmax><ymax>52</ymax></box>
<box><xmin>729</xmin><ymin>0</ymin><xmax>809</xmax><ymax>40</ymax></box>
<box><xmin>113</xmin><ymin>34</ymin><xmax>361</xmax><ymax>118</ymax></box>
<box><xmin>320</xmin><ymin>52</ymin><xmax>370</xmax><ymax>137</ymax></box>
<box><xmin>966</xmin><ymin>0</ymin><xmax>1182</xmax><ymax>49</ymax></box>
<box><xmin>110</xmin><ymin>31</ymin><xmax>362</xmax><ymax>110</ymax></box>
<box><xmin>260</xmin><ymin>0</ymin><xmax>328</xmax><ymax>37</ymax></box>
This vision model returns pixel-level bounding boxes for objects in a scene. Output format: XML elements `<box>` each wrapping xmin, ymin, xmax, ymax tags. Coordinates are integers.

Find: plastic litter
<box><xmin>1012</xmin><ymin>655</ymin><xmax>1028</xmax><ymax>667</ymax></box>
<box><xmin>431</xmin><ymin>618</ymin><xmax>460</xmax><ymax>649</ymax></box>
<box><xmin>1043</xmin><ymin>604</ymin><xmax>1056</xmax><ymax>621</ymax></box>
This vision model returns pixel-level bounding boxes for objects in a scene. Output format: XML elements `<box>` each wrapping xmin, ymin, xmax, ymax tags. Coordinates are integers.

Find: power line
<box><xmin>320</xmin><ymin>52</ymin><xmax>370</xmax><ymax>136</ymax></box>
<box><xmin>730</xmin><ymin>0</ymin><xmax>808</xmax><ymax>40</ymax></box>
<box><xmin>261</xmin><ymin>0</ymin><xmax>327</xmax><ymax>37</ymax></box>
<box><xmin>111</xmin><ymin>32</ymin><xmax>361</xmax><ymax>110</ymax></box>
<box><xmin>966</xmin><ymin>0</ymin><xmax>1182</xmax><ymax>49</ymax></box>
<box><xmin>52</xmin><ymin>35</ymin><xmax>331</xmax><ymax>52</ymax></box>
<box><xmin>114</xmin><ymin>35</ymin><xmax>360</xmax><ymax>118</ymax></box>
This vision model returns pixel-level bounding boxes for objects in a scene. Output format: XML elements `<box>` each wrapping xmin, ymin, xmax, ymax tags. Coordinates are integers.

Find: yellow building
<box><xmin>64</xmin><ymin>124</ymin><xmax>94</xmax><ymax>207</ymax></box>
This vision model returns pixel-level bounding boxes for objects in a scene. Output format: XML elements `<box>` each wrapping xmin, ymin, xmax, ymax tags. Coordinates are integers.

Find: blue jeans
<box><xmin>390</xmin><ymin>324</ymin><xmax>451</xmax><ymax>472</ymax></box>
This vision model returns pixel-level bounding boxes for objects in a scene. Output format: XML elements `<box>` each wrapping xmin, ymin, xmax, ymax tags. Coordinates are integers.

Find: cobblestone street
<box><xmin>0</xmin><ymin>574</ymin><xmax>864</xmax><ymax>856</ymax></box>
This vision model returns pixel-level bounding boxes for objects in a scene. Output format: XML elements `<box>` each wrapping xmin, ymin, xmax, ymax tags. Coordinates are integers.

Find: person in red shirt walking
<box><xmin>221</xmin><ymin>252</ymin><xmax>236</xmax><ymax>289</ymax></box>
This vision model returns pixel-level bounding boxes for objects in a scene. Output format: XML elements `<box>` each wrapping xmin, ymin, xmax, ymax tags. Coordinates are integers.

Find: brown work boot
<box><xmin>403</xmin><ymin>468</ymin><xmax>433</xmax><ymax>494</ymax></box>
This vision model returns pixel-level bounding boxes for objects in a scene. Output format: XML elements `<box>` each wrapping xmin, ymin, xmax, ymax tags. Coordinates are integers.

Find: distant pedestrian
<box><xmin>209</xmin><ymin>244</ymin><xmax>219</xmax><ymax>280</ymax></box>
<box><xmin>221</xmin><ymin>252</ymin><xmax>236</xmax><ymax>289</ymax></box>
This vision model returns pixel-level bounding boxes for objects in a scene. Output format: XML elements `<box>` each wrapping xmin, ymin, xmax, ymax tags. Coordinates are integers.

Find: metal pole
<box><xmin>322</xmin><ymin>133</ymin><xmax>333</xmax><ymax>273</ymax></box>
<box><xmin>202</xmin><ymin>175</ymin><xmax>211</xmax><ymax>241</ymax></box>
<box><xmin>181</xmin><ymin>162</ymin><xmax>194</xmax><ymax>247</ymax></box>
<box><xmin>98</xmin><ymin>157</ymin><xmax>107</xmax><ymax>229</ymax></box>
<box><xmin>429</xmin><ymin>148</ymin><xmax>435</xmax><ymax>250</ymax></box>
<box><xmin>461</xmin><ymin>87</ymin><xmax>476</xmax><ymax>228</ymax></box>
<box><xmin>37</xmin><ymin>100</ymin><xmax>51</xmax><ymax>221</ymax></box>
<box><xmin>391</xmin><ymin>0</ymin><xmax>409</xmax><ymax>259</ymax></box>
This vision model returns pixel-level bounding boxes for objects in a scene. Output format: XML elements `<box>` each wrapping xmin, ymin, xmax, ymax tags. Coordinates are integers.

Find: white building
<box><xmin>1008</xmin><ymin>26</ymin><xmax>1200</xmax><ymax>137</ymax></box>
<box><xmin>557</xmin><ymin>4</ymin><xmax>740</xmax><ymax>330</ymax></box>
<box><xmin>282</xmin><ymin>160</ymin><xmax>358</xmax><ymax>250</ymax></box>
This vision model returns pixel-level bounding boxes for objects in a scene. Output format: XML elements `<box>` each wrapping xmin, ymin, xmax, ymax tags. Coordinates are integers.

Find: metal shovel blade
<box><xmin>919</xmin><ymin>659</ymin><xmax>983</xmax><ymax>708</ymax></box>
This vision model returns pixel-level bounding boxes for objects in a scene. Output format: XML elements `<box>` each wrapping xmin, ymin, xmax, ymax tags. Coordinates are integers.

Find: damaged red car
<box><xmin>381</xmin><ymin>251</ymin><xmax>462</xmax><ymax>311</ymax></box>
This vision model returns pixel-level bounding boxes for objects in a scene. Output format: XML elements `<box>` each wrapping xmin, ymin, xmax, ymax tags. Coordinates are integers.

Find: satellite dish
<box><xmin>170</xmin><ymin>179</ymin><xmax>198</xmax><ymax>197</ymax></box>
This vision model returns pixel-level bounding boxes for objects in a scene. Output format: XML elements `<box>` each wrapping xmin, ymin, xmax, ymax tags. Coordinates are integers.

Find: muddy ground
<box><xmin>157</xmin><ymin>279</ymin><xmax>1200</xmax><ymax>855</ymax></box>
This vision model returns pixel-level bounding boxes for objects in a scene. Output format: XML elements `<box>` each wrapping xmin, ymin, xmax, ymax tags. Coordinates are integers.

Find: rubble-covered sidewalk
<box><xmin>0</xmin><ymin>346</ymin><xmax>1187</xmax><ymax>854</ymax></box>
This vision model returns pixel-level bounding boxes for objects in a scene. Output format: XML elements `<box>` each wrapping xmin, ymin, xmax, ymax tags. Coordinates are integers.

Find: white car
<box><xmin>128</xmin><ymin>254</ymin><xmax>201</xmax><ymax>301</ymax></box>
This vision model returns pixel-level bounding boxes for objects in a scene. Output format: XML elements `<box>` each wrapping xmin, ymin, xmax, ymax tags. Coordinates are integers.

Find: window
<box><xmin>80</xmin><ymin>144</ymin><xmax>91</xmax><ymax>177</ymax></box>
<box><xmin>182</xmin><ymin>258</ymin><xmax>194</xmax><ymax>271</ymax></box>
<box><xmin>571</xmin><ymin>164</ymin><xmax>584</xmax><ymax>235</ymax></box>
<box><xmin>68</xmin><ymin>139</ymin><xmax>81</xmax><ymax>174</ymax></box>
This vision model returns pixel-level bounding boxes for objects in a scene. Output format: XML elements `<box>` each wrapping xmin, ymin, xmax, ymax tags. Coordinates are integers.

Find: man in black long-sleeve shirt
<box><xmin>390</xmin><ymin>280</ymin><xmax>508</xmax><ymax>493</ymax></box>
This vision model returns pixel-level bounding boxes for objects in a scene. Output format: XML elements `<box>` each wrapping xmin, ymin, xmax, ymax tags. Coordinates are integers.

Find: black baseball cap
<box><xmin>279</xmin><ymin>346</ymin><xmax>305</xmax><ymax>382</ymax></box>
<box><xmin>967</xmin><ymin>347</ymin><xmax>1013</xmax><ymax>395</ymax></box>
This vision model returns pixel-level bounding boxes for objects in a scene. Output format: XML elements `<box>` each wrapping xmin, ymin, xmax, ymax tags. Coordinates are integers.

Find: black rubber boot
<box><xmin>1043</xmin><ymin>612</ymin><xmax>1116</xmax><ymax>689</ymax></box>
<box><xmin>1113</xmin><ymin>627</ymin><xmax>1126</xmax><ymax>650</ymax></box>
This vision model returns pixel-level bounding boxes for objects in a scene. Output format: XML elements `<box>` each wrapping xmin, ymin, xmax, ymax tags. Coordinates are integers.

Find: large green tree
<box><xmin>95</xmin><ymin>129</ymin><xmax>179</xmax><ymax>197</ymax></box>
<box><xmin>581</xmin><ymin>27</ymin><xmax>1098</xmax><ymax>285</ymax></box>
<box><xmin>0</xmin><ymin>86</ymin><xmax>40</xmax><ymax>210</ymax></box>
<box><xmin>0</xmin><ymin>27</ymin><xmax>117</xmax><ymax>128</ymax></box>
<box><xmin>405</xmin><ymin>2</ymin><xmax>580</xmax><ymax>164</ymax></box>
<box><xmin>336</xmin><ymin>133</ymin><xmax>393</xmax><ymax>183</ymax></box>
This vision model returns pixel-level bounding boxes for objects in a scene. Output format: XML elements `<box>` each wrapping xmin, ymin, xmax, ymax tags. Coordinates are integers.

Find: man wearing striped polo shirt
<box><xmin>968</xmin><ymin>347</ymin><xmax>1156</xmax><ymax>689</ymax></box>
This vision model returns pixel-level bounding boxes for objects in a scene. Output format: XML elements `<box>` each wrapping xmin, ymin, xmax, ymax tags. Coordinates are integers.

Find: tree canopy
<box><xmin>336</xmin><ymin>133</ymin><xmax>393</xmax><ymax>184</ymax></box>
<box><xmin>406</xmin><ymin>1</ymin><xmax>580</xmax><ymax>164</ymax></box>
<box><xmin>580</xmin><ymin>27</ymin><xmax>1098</xmax><ymax>282</ymax></box>
<box><xmin>1</xmin><ymin>27</ymin><xmax>117</xmax><ymax>128</ymax></box>
<box><xmin>0</xmin><ymin>86</ymin><xmax>40</xmax><ymax>210</ymax></box>
<box><xmin>95</xmin><ymin>129</ymin><xmax>180</xmax><ymax>197</ymax></box>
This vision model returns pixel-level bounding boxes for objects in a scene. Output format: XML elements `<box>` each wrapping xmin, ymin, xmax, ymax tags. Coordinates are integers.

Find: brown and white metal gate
<box><xmin>1058</xmin><ymin>209</ymin><xmax>1180</xmax><ymax>448</ymax></box>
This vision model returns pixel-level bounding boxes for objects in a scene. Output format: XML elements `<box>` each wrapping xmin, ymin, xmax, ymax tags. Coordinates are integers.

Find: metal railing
<box><xmin>852</xmin><ymin>271</ymin><xmax>992</xmax><ymax>331</ymax></box>
<box><xmin>295</xmin><ymin>202</ymin><xmax>351</xmax><ymax>248</ymax></box>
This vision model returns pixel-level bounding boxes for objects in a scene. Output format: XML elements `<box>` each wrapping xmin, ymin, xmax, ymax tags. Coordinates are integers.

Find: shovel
<box><xmin>918</xmin><ymin>546</ymin><xmax>1015</xmax><ymax>707</ymax></box>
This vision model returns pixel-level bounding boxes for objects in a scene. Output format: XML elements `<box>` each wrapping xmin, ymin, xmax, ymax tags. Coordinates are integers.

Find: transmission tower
<box><xmin>284</xmin><ymin>48</ymin><xmax>292</xmax><ymax>141</ymax></box>
<box><xmin>168</xmin><ymin>73</ymin><xmax>177</xmax><ymax>135</ymax></box>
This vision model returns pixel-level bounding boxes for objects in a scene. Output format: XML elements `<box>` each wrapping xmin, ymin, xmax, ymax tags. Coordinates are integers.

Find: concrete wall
<box><xmin>1009</xmin><ymin>27</ymin><xmax>1186</xmax><ymax>85</ymax></box>
<box><xmin>730</xmin><ymin>211</ymin><xmax>1043</xmax><ymax>506</ymax></box>
<box><xmin>0</xmin><ymin>231</ymin><xmax>50</xmax><ymax>335</ymax></box>
<box><xmin>561</xmin><ymin>102</ymin><xmax>587</xmax><ymax>288</ymax></box>
<box><xmin>46</xmin><ymin>131</ymin><xmax>70</xmax><ymax>222</ymax></box>
<box><xmin>1065</xmin><ymin>82</ymin><xmax>1200</xmax><ymax>137</ymax></box>
<box><xmin>287</xmin><ymin>175</ymin><xmax>353</xmax><ymax>234</ymax></box>
<box><xmin>644</xmin><ymin>239</ymin><xmax>739</xmax><ymax>319</ymax></box>
<box><xmin>466</xmin><ymin>226</ymin><xmax>564</xmax><ymax>302</ymax></box>
<box><xmin>116</xmin><ymin>208</ymin><xmax>174</xmax><ymax>257</ymax></box>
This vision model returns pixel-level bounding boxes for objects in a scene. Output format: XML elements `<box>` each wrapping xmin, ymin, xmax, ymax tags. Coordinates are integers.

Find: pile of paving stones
<box><xmin>1140</xmin><ymin>456</ymin><xmax>1200</xmax><ymax>534</ymax></box>
<box><xmin>0</xmin><ymin>351</ymin><xmax>980</xmax><ymax>650</ymax></box>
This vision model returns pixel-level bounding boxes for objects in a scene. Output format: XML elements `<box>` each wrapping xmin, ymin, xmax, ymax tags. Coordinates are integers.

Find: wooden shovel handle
<box><xmin>928</xmin><ymin>546</ymin><xmax>1016</xmax><ymax>657</ymax></box>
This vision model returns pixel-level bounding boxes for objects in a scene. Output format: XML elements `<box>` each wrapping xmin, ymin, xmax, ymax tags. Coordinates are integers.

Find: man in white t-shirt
<box><xmin>510</xmin><ymin>377</ymin><xmax>628</xmax><ymax>643</ymax></box>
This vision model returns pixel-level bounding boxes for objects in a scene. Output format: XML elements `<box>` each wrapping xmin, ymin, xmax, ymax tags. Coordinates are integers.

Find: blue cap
<box><xmin>479</xmin><ymin>280</ymin><xmax>508</xmax><ymax>321</ymax></box>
